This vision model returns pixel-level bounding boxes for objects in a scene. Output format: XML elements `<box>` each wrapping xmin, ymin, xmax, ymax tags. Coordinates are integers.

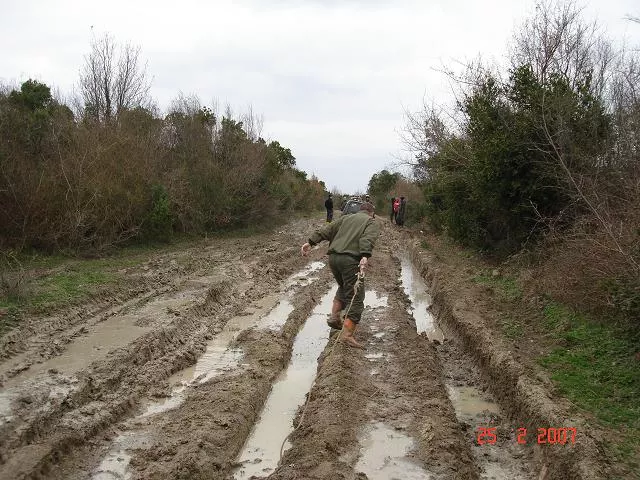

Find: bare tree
<box><xmin>511</xmin><ymin>0</ymin><xmax>617</xmax><ymax>98</ymax></box>
<box><xmin>79</xmin><ymin>33</ymin><xmax>151</xmax><ymax>122</ymax></box>
<box><xmin>241</xmin><ymin>105</ymin><xmax>264</xmax><ymax>142</ymax></box>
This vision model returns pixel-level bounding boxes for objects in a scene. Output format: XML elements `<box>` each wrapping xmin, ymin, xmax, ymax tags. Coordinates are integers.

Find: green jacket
<box><xmin>308</xmin><ymin>212</ymin><xmax>380</xmax><ymax>258</ymax></box>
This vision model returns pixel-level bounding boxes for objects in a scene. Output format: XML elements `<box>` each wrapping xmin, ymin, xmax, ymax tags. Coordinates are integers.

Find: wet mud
<box><xmin>0</xmin><ymin>217</ymin><xmax>607</xmax><ymax>479</ymax></box>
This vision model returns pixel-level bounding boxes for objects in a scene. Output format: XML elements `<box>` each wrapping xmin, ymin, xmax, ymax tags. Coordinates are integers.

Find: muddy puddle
<box><xmin>257</xmin><ymin>299</ymin><xmax>295</xmax><ymax>331</ymax></box>
<box><xmin>0</xmin><ymin>392</ymin><xmax>14</xmax><ymax>426</ymax></box>
<box><xmin>141</xmin><ymin>346</ymin><xmax>244</xmax><ymax>418</ymax></box>
<box><xmin>447</xmin><ymin>382</ymin><xmax>531</xmax><ymax>480</ymax></box>
<box><xmin>141</xmin><ymin>262</ymin><xmax>326</xmax><ymax>418</ymax></box>
<box><xmin>1</xmin><ymin>281</ymin><xmax>215</xmax><ymax>390</ymax></box>
<box><xmin>398</xmin><ymin>254</ymin><xmax>444</xmax><ymax>343</ymax></box>
<box><xmin>365</xmin><ymin>352</ymin><xmax>385</xmax><ymax>361</ymax></box>
<box><xmin>285</xmin><ymin>261</ymin><xmax>325</xmax><ymax>287</ymax></box>
<box><xmin>92</xmin><ymin>432</ymin><xmax>150</xmax><ymax>480</ymax></box>
<box><xmin>397</xmin><ymin>258</ymin><xmax>533</xmax><ymax>478</ymax></box>
<box><xmin>355</xmin><ymin>422</ymin><xmax>433</xmax><ymax>479</ymax></box>
<box><xmin>446</xmin><ymin>385</ymin><xmax>500</xmax><ymax>421</ymax></box>
<box><xmin>364</xmin><ymin>290</ymin><xmax>388</xmax><ymax>309</ymax></box>
<box><xmin>8</xmin><ymin>315</ymin><xmax>151</xmax><ymax>386</ymax></box>
<box><xmin>139</xmin><ymin>295</ymin><xmax>282</xmax><ymax>418</ymax></box>
<box><xmin>232</xmin><ymin>286</ymin><xmax>337</xmax><ymax>479</ymax></box>
<box><xmin>89</xmin><ymin>262</ymin><xmax>328</xmax><ymax>478</ymax></box>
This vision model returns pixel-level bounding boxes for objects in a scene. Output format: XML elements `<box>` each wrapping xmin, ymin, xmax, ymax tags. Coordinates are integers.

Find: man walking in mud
<box><xmin>301</xmin><ymin>202</ymin><xmax>380</xmax><ymax>348</ymax></box>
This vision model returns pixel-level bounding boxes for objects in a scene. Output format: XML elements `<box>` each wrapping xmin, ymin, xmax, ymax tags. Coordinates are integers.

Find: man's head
<box><xmin>359</xmin><ymin>202</ymin><xmax>375</xmax><ymax>217</ymax></box>
<box><xmin>400</xmin><ymin>196</ymin><xmax>405</xmax><ymax>200</ymax></box>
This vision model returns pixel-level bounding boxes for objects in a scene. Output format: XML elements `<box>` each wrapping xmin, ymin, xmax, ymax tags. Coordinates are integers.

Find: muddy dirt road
<box><xmin>0</xmin><ymin>217</ymin><xmax>598</xmax><ymax>479</ymax></box>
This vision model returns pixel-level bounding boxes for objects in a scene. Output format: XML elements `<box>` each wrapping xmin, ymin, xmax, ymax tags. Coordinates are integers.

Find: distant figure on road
<box><xmin>396</xmin><ymin>196</ymin><xmax>407</xmax><ymax>226</ymax></box>
<box><xmin>324</xmin><ymin>194</ymin><xmax>334</xmax><ymax>223</ymax></box>
<box><xmin>301</xmin><ymin>202</ymin><xmax>380</xmax><ymax>348</ymax></box>
<box><xmin>390</xmin><ymin>197</ymin><xmax>396</xmax><ymax>223</ymax></box>
<box><xmin>392</xmin><ymin>197</ymin><xmax>400</xmax><ymax>224</ymax></box>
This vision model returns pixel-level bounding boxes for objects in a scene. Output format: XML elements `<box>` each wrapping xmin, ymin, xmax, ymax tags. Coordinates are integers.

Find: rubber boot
<box><xmin>342</xmin><ymin>318</ymin><xmax>365</xmax><ymax>349</ymax></box>
<box><xmin>327</xmin><ymin>299</ymin><xmax>344</xmax><ymax>329</ymax></box>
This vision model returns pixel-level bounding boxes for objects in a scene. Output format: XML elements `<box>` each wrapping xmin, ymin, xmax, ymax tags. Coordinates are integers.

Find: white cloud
<box><xmin>1</xmin><ymin>0</ymin><xmax>639</xmax><ymax>192</ymax></box>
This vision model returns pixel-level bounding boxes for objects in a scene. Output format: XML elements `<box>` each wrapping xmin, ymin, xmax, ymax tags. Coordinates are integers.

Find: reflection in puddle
<box><xmin>398</xmin><ymin>254</ymin><xmax>444</xmax><ymax>343</ymax></box>
<box><xmin>5</xmin><ymin>315</ymin><xmax>151</xmax><ymax>387</ymax></box>
<box><xmin>257</xmin><ymin>300</ymin><xmax>295</xmax><ymax>331</ymax></box>
<box><xmin>141</xmin><ymin>347</ymin><xmax>245</xmax><ymax>418</ymax></box>
<box><xmin>355</xmin><ymin>422</ymin><xmax>432</xmax><ymax>480</ymax></box>
<box><xmin>446</xmin><ymin>385</ymin><xmax>500</xmax><ymax>421</ymax></box>
<box><xmin>92</xmin><ymin>433</ymin><xmax>149</xmax><ymax>480</ymax></box>
<box><xmin>365</xmin><ymin>352</ymin><xmax>384</xmax><ymax>360</ymax></box>
<box><xmin>0</xmin><ymin>391</ymin><xmax>14</xmax><ymax>425</ymax></box>
<box><xmin>364</xmin><ymin>291</ymin><xmax>388</xmax><ymax>309</ymax></box>
<box><xmin>93</xmin><ymin>263</ymin><xmax>329</xmax><ymax>475</ymax></box>
<box><xmin>141</xmin><ymin>389</ymin><xmax>186</xmax><ymax>418</ymax></box>
<box><xmin>285</xmin><ymin>261</ymin><xmax>325</xmax><ymax>287</ymax></box>
<box><xmin>233</xmin><ymin>286</ymin><xmax>337</xmax><ymax>479</ymax></box>
<box><xmin>182</xmin><ymin>347</ymin><xmax>244</xmax><ymax>385</ymax></box>
<box><xmin>2</xmin><ymin>282</ymin><xmax>216</xmax><ymax>388</ymax></box>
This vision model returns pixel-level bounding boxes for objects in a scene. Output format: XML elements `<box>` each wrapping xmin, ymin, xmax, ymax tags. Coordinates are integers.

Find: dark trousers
<box><xmin>328</xmin><ymin>253</ymin><xmax>364</xmax><ymax>323</ymax></box>
<box><xmin>326</xmin><ymin>208</ymin><xmax>333</xmax><ymax>222</ymax></box>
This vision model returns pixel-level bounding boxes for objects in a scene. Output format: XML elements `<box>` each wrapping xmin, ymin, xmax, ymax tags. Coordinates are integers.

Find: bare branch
<box><xmin>79</xmin><ymin>33</ymin><xmax>151</xmax><ymax>123</ymax></box>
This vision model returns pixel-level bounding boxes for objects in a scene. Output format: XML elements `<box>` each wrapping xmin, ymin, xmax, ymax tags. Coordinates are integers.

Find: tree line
<box><xmin>368</xmin><ymin>0</ymin><xmax>639</xmax><ymax>324</ymax></box>
<box><xmin>0</xmin><ymin>34</ymin><xmax>325</xmax><ymax>252</ymax></box>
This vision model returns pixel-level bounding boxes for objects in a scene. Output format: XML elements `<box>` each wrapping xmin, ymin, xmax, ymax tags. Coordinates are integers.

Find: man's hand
<box><xmin>359</xmin><ymin>257</ymin><xmax>368</xmax><ymax>273</ymax></box>
<box><xmin>301</xmin><ymin>243</ymin><xmax>311</xmax><ymax>256</ymax></box>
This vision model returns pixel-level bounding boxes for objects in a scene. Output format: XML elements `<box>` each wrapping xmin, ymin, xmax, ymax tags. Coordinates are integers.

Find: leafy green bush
<box><xmin>144</xmin><ymin>184</ymin><xmax>173</xmax><ymax>242</ymax></box>
<box><xmin>604</xmin><ymin>278</ymin><xmax>640</xmax><ymax>325</ymax></box>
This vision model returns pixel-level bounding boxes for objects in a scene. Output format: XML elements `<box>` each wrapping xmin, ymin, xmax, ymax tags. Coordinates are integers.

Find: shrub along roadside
<box><xmin>419</xmin><ymin>237</ymin><xmax>640</xmax><ymax>475</ymax></box>
<box><xmin>0</xmin><ymin>81</ymin><xmax>326</xmax><ymax>254</ymax></box>
<box><xmin>367</xmin><ymin>2</ymin><xmax>639</xmax><ymax>329</ymax></box>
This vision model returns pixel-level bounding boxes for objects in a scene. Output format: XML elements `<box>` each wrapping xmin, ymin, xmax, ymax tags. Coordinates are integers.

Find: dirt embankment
<box><xmin>0</xmin><ymin>218</ymin><xmax>326</xmax><ymax>479</ymax></box>
<box><xmin>399</xmin><ymin>228</ymin><xmax>612</xmax><ymax>480</ymax></box>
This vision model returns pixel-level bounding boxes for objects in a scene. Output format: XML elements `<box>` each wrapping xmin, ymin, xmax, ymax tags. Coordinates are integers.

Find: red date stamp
<box><xmin>477</xmin><ymin>427</ymin><xmax>577</xmax><ymax>445</ymax></box>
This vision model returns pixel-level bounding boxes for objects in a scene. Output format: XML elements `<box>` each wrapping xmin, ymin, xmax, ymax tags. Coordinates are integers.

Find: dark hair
<box><xmin>360</xmin><ymin>202</ymin><xmax>375</xmax><ymax>213</ymax></box>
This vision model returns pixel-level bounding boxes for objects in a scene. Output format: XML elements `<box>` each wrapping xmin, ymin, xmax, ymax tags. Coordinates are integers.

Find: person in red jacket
<box><xmin>392</xmin><ymin>197</ymin><xmax>400</xmax><ymax>223</ymax></box>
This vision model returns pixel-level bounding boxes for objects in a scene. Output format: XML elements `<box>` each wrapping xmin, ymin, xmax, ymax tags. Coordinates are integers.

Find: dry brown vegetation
<box><xmin>0</xmin><ymin>36</ymin><xmax>325</xmax><ymax>254</ymax></box>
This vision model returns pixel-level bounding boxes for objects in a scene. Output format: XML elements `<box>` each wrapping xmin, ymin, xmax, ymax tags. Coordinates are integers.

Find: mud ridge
<box><xmin>0</xmin><ymin>280</ymin><xmax>173</xmax><ymax>362</ymax></box>
<box><xmin>100</xmin><ymin>274</ymin><xmax>335</xmax><ymax>480</ymax></box>
<box><xmin>268</xmin><ymin>239</ymin><xmax>479</xmax><ymax>480</ymax></box>
<box><xmin>0</xmin><ymin>238</ymin><xmax>326</xmax><ymax>479</ymax></box>
<box><xmin>406</xmin><ymin>240</ymin><xmax>609</xmax><ymax>480</ymax></box>
<box><xmin>0</xmin><ymin>281</ymin><xmax>235</xmax><ymax>477</ymax></box>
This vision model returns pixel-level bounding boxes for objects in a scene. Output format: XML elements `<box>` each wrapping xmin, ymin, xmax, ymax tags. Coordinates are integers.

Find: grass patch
<box><xmin>538</xmin><ymin>302</ymin><xmax>640</xmax><ymax>464</ymax></box>
<box><xmin>30</xmin><ymin>268</ymin><xmax>115</xmax><ymax>312</ymax></box>
<box><xmin>499</xmin><ymin>316</ymin><xmax>524</xmax><ymax>339</ymax></box>
<box><xmin>0</xmin><ymin>264</ymin><xmax>119</xmax><ymax>316</ymax></box>
<box><xmin>473</xmin><ymin>272</ymin><xmax>522</xmax><ymax>302</ymax></box>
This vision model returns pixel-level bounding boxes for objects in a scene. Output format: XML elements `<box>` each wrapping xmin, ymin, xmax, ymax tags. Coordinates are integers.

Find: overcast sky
<box><xmin>2</xmin><ymin>0</ymin><xmax>639</xmax><ymax>193</ymax></box>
